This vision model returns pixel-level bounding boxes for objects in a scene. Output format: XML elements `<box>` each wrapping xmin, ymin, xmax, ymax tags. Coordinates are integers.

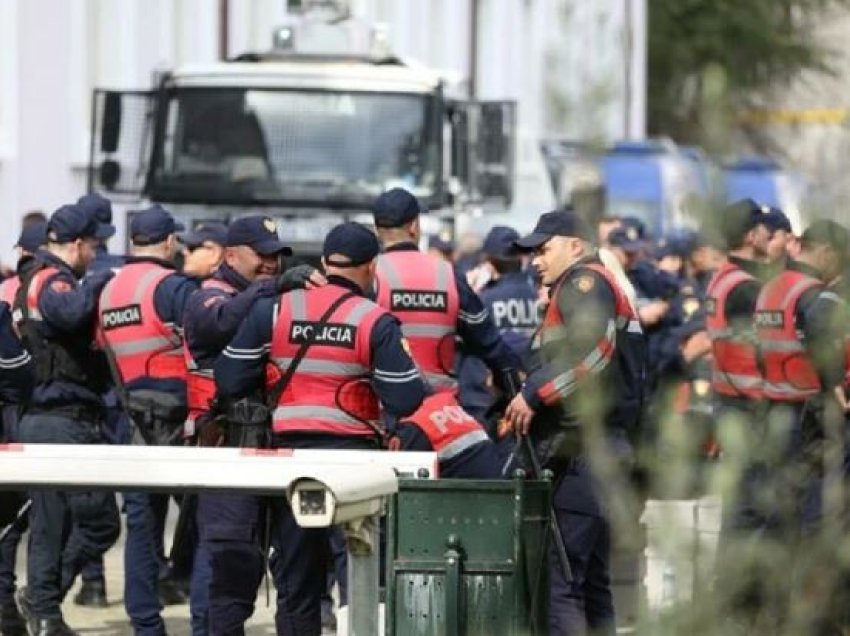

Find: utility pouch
<box><xmin>127</xmin><ymin>390</ymin><xmax>188</xmax><ymax>447</ymax></box>
<box><xmin>225</xmin><ymin>398</ymin><xmax>271</xmax><ymax>449</ymax></box>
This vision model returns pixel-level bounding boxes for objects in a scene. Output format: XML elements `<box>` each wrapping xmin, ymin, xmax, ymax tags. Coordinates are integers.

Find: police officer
<box><xmin>0</xmin><ymin>299</ymin><xmax>33</xmax><ymax>636</ymax></box>
<box><xmin>77</xmin><ymin>193</ymin><xmax>124</xmax><ymax>273</ymax></box>
<box><xmin>505</xmin><ymin>209</ymin><xmax>646</xmax><ymax>636</ymax></box>
<box><xmin>705</xmin><ymin>199</ymin><xmax>770</xmax><ymax>414</ymax></box>
<box><xmin>215</xmin><ymin>221</ymin><xmax>426</xmax><ymax>635</ymax></box>
<box><xmin>0</xmin><ymin>223</ymin><xmax>47</xmax><ymax>306</ymax></box>
<box><xmin>73</xmin><ymin>193</ymin><xmax>126</xmax><ymax>607</ymax></box>
<box><xmin>754</xmin><ymin>220</ymin><xmax>848</xmax><ymax>527</ymax></box>
<box><xmin>0</xmin><ymin>224</ymin><xmax>44</xmax><ymax>635</ymax></box>
<box><xmin>458</xmin><ymin>225</ymin><xmax>539</xmax><ymax>427</ymax></box>
<box><xmin>183</xmin><ymin>216</ymin><xmax>316</xmax><ymax>635</ymax></box>
<box><xmin>396</xmin><ymin>389</ymin><xmax>504</xmax><ymax>478</ymax></box>
<box><xmin>371</xmin><ymin>188</ymin><xmax>522</xmax><ymax>403</ymax></box>
<box><xmin>95</xmin><ymin>205</ymin><xmax>197</xmax><ymax>635</ymax></box>
<box><xmin>180</xmin><ymin>223</ymin><xmax>227</xmax><ymax>280</ymax></box>
<box><xmin>761</xmin><ymin>207</ymin><xmax>795</xmax><ymax>278</ymax></box>
<box><xmin>13</xmin><ymin>204</ymin><xmax>120</xmax><ymax>636</ymax></box>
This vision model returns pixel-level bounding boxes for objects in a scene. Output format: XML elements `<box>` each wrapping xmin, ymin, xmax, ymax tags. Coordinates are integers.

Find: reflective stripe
<box><xmin>273</xmin><ymin>406</ymin><xmax>372</xmax><ymax>429</ymax></box>
<box><xmin>289</xmin><ymin>290</ymin><xmax>306</xmax><ymax>321</ymax></box>
<box><xmin>377</xmin><ymin>258</ymin><xmax>403</xmax><ymax>288</ymax></box>
<box><xmin>437</xmin><ymin>429</ymin><xmax>490</xmax><ymax>461</ymax></box>
<box><xmin>346</xmin><ymin>299</ymin><xmax>376</xmax><ymax>325</ymax></box>
<box><xmin>711</xmin><ymin>372</ymin><xmax>762</xmax><ymax>389</ymax></box>
<box><xmin>758</xmin><ymin>340</ymin><xmax>805</xmax><ymax>353</ymax></box>
<box><xmin>424</xmin><ymin>373</ymin><xmax>457</xmax><ymax>389</ymax></box>
<box><xmin>436</xmin><ymin>260</ymin><xmax>451</xmax><ymax>291</ymax></box>
<box><xmin>272</xmin><ymin>357</ymin><xmax>367</xmax><ymax>376</ymax></box>
<box><xmin>763</xmin><ymin>381</ymin><xmax>819</xmax><ymax>399</ymax></box>
<box><xmin>108</xmin><ymin>335</ymin><xmax>176</xmax><ymax>357</ymax></box>
<box><xmin>132</xmin><ymin>267</ymin><xmax>166</xmax><ymax>305</ymax></box>
<box><xmin>780</xmin><ymin>277</ymin><xmax>819</xmax><ymax>312</ymax></box>
<box><xmin>401</xmin><ymin>324</ymin><xmax>455</xmax><ymax>338</ymax></box>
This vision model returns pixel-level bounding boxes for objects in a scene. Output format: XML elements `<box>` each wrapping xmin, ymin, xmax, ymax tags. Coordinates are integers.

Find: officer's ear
<box><xmin>409</xmin><ymin>217</ymin><xmax>421</xmax><ymax>241</ymax></box>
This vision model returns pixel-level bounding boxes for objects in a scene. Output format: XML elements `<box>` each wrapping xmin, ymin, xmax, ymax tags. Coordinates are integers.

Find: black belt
<box><xmin>27</xmin><ymin>403</ymin><xmax>104</xmax><ymax>423</ymax></box>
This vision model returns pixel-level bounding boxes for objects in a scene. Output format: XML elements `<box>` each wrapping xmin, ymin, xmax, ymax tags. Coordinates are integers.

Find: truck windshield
<box><xmin>150</xmin><ymin>87</ymin><xmax>440</xmax><ymax>206</ymax></box>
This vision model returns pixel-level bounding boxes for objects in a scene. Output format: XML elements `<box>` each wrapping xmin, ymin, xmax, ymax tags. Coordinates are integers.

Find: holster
<box><xmin>223</xmin><ymin>398</ymin><xmax>271</xmax><ymax>449</ymax></box>
<box><xmin>127</xmin><ymin>390</ymin><xmax>188</xmax><ymax>447</ymax></box>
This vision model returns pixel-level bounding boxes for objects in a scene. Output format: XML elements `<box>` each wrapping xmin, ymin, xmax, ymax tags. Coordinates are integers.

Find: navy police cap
<box><xmin>130</xmin><ymin>205</ymin><xmax>185</xmax><ymax>246</ymax></box>
<box><xmin>226</xmin><ymin>216</ymin><xmax>292</xmax><ymax>256</ymax></box>
<box><xmin>371</xmin><ymin>188</ymin><xmax>426</xmax><ymax>228</ymax></box>
<box><xmin>181</xmin><ymin>222</ymin><xmax>228</xmax><ymax>249</ymax></box>
<box><xmin>323</xmin><ymin>222</ymin><xmax>380</xmax><ymax>267</ymax></box>
<box><xmin>483</xmin><ymin>226</ymin><xmax>520</xmax><ymax>258</ymax></box>
<box><xmin>47</xmin><ymin>204</ymin><xmax>101</xmax><ymax>243</ymax></box>
<box><xmin>77</xmin><ymin>192</ymin><xmax>116</xmax><ymax>239</ymax></box>
<box><xmin>514</xmin><ymin>208</ymin><xmax>592</xmax><ymax>250</ymax></box>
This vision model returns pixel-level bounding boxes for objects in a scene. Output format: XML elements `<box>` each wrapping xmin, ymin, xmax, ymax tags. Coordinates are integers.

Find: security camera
<box><xmin>288</xmin><ymin>466</ymin><xmax>398</xmax><ymax>528</ymax></box>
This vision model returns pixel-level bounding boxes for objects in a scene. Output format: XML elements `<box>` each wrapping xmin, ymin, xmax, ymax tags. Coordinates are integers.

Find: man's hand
<box><xmin>275</xmin><ymin>265</ymin><xmax>327</xmax><ymax>293</ymax></box>
<box><xmin>681</xmin><ymin>330</ymin><xmax>711</xmax><ymax>363</ymax></box>
<box><xmin>638</xmin><ymin>300</ymin><xmax>669</xmax><ymax>327</ymax></box>
<box><xmin>505</xmin><ymin>392</ymin><xmax>536</xmax><ymax>435</ymax></box>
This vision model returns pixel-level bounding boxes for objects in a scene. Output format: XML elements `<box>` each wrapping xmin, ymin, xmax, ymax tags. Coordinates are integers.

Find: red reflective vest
<box><xmin>184</xmin><ymin>277</ymin><xmax>239</xmax><ymax>432</ymax></box>
<box><xmin>538</xmin><ymin>262</ymin><xmax>641</xmax><ymax>406</ymax></box>
<box><xmin>23</xmin><ymin>267</ymin><xmax>59</xmax><ymax>323</ymax></box>
<box><xmin>270</xmin><ymin>285</ymin><xmax>386</xmax><ymax>437</ymax></box>
<box><xmin>705</xmin><ymin>262</ymin><xmax>762</xmax><ymax>398</ymax></box>
<box><xmin>403</xmin><ymin>391</ymin><xmax>490</xmax><ymax>462</ymax></box>
<box><xmin>97</xmin><ymin>262</ymin><xmax>186</xmax><ymax>385</ymax></box>
<box><xmin>754</xmin><ymin>269</ymin><xmax>823</xmax><ymax>402</ymax></box>
<box><xmin>375</xmin><ymin>251</ymin><xmax>459</xmax><ymax>391</ymax></box>
<box><xmin>0</xmin><ymin>276</ymin><xmax>20</xmax><ymax>306</ymax></box>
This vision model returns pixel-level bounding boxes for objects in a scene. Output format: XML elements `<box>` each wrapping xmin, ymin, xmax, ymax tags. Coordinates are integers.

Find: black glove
<box><xmin>275</xmin><ymin>264</ymin><xmax>318</xmax><ymax>294</ymax></box>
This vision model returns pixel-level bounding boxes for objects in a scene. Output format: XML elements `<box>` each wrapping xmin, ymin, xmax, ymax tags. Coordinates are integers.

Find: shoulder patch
<box><xmin>573</xmin><ymin>275</ymin><xmax>595</xmax><ymax>293</ymax></box>
<box><xmin>50</xmin><ymin>279</ymin><xmax>73</xmax><ymax>293</ymax></box>
<box><xmin>683</xmin><ymin>298</ymin><xmax>700</xmax><ymax>318</ymax></box>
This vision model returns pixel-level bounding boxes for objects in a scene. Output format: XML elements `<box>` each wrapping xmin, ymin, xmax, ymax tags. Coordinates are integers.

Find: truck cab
<box><xmin>88</xmin><ymin>5</ymin><xmax>516</xmax><ymax>254</ymax></box>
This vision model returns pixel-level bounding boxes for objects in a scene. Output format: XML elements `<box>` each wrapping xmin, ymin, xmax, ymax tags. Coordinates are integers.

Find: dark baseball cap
<box><xmin>323</xmin><ymin>222</ymin><xmax>380</xmax><ymax>267</ymax></box>
<box><xmin>226</xmin><ymin>216</ymin><xmax>292</xmax><ymax>256</ymax></box>
<box><xmin>607</xmin><ymin>227</ymin><xmax>643</xmax><ymax>252</ymax></box>
<box><xmin>47</xmin><ymin>204</ymin><xmax>101</xmax><ymax>243</ymax></box>
<box><xmin>76</xmin><ymin>192</ymin><xmax>116</xmax><ymax>239</ymax></box>
<box><xmin>130</xmin><ymin>205</ymin><xmax>185</xmax><ymax>246</ymax></box>
<box><xmin>514</xmin><ymin>209</ymin><xmax>592</xmax><ymax>250</ymax></box>
<box><xmin>371</xmin><ymin>188</ymin><xmax>426</xmax><ymax>228</ymax></box>
<box><xmin>180</xmin><ymin>222</ymin><xmax>228</xmax><ymax>249</ymax></box>
<box><xmin>16</xmin><ymin>221</ymin><xmax>48</xmax><ymax>253</ymax></box>
<box><xmin>801</xmin><ymin>220</ymin><xmax>850</xmax><ymax>256</ymax></box>
<box><xmin>720</xmin><ymin>198</ymin><xmax>769</xmax><ymax>246</ymax></box>
<box><xmin>621</xmin><ymin>216</ymin><xmax>647</xmax><ymax>241</ymax></box>
<box><xmin>483</xmin><ymin>226</ymin><xmax>520</xmax><ymax>258</ymax></box>
<box><xmin>762</xmin><ymin>208</ymin><xmax>793</xmax><ymax>234</ymax></box>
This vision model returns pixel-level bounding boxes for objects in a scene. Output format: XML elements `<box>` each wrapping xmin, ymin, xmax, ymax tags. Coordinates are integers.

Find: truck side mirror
<box><xmin>101</xmin><ymin>92</ymin><xmax>122</xmax><ymax>154</ymax></box>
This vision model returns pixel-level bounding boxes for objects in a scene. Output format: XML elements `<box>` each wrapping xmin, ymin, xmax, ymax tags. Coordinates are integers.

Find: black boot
<box><xmin>26</xmin><ymin>617</ymin><xmax>77</xmax><ymax>636</ymax></box>
<box><xmin>72</xmin><ymin>579</ymin><xmax>107</xmax><ymax>608</ymax></box>
<box><xmin>0</xmin><ymin>600</ymin><xmax>26</xmax><ymax>636</ymax></box>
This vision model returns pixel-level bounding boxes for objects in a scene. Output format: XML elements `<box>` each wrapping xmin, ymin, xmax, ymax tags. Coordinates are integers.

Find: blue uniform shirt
<box><xmin>216</xmin><ymin>275</ymin><xmax>426</xmax><ymax>421</ymax></box>
<box><xmin>183</xmin><ymin>263</ymin><xmax>277</xmax><ymax>371</ymax></box>
<box><xmin>89</xmin><ymin>244</ymin><xmax>125</xmax><ymax>274</ymax></box>
<box><xmin>458</xmin><ymin>271</ymin><xmax>538</xmax><ymax>417</ymax></box>
<box><xmin>0</xmin><ymin>302</ymin><xmax>33</xmax><ymax>404</ymax></box>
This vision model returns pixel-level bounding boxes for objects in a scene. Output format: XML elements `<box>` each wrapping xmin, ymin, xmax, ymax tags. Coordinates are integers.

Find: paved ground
<box><xmin>15</xmin><ymin>503</ymin><xmax>281</xmax><ymax>635</ymax></box>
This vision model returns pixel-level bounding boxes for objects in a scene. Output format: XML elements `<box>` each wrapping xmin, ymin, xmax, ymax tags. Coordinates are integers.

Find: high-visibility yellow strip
<box><xmin>738</xmin><ymin>108</ymin><xmax>849</xmax><ymax>125</ymax></box>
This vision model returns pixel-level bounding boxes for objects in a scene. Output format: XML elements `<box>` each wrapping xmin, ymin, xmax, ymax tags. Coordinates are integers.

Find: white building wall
<box><xmin>0</xmin><ymin>0</ymin><xmax>636</xmax><ymax>265</ymax></box>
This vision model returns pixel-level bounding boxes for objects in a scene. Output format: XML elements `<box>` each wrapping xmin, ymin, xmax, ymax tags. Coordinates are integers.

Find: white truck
<box><xmin>87</xmin><ymin>4</ymin><xmax>533</xmax><ymax>256</ymax></box>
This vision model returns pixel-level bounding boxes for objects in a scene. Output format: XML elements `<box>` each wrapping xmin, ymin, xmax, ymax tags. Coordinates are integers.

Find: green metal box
<box><xmin>385</xmin><ymin>476</ymin><xmax>551</xmax><ymax>636</ymax></box>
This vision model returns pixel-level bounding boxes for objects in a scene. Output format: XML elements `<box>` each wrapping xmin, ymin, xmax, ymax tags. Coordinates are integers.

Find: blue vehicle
<box><xmin>601</xmin><ymin>139</ymin><xmax>707</xmax><ymax>237</ymax></box>
<box><xmin>723</xmin><ymin>157</ymin><xmax>806</xmax><ymax>232</ymax></box>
